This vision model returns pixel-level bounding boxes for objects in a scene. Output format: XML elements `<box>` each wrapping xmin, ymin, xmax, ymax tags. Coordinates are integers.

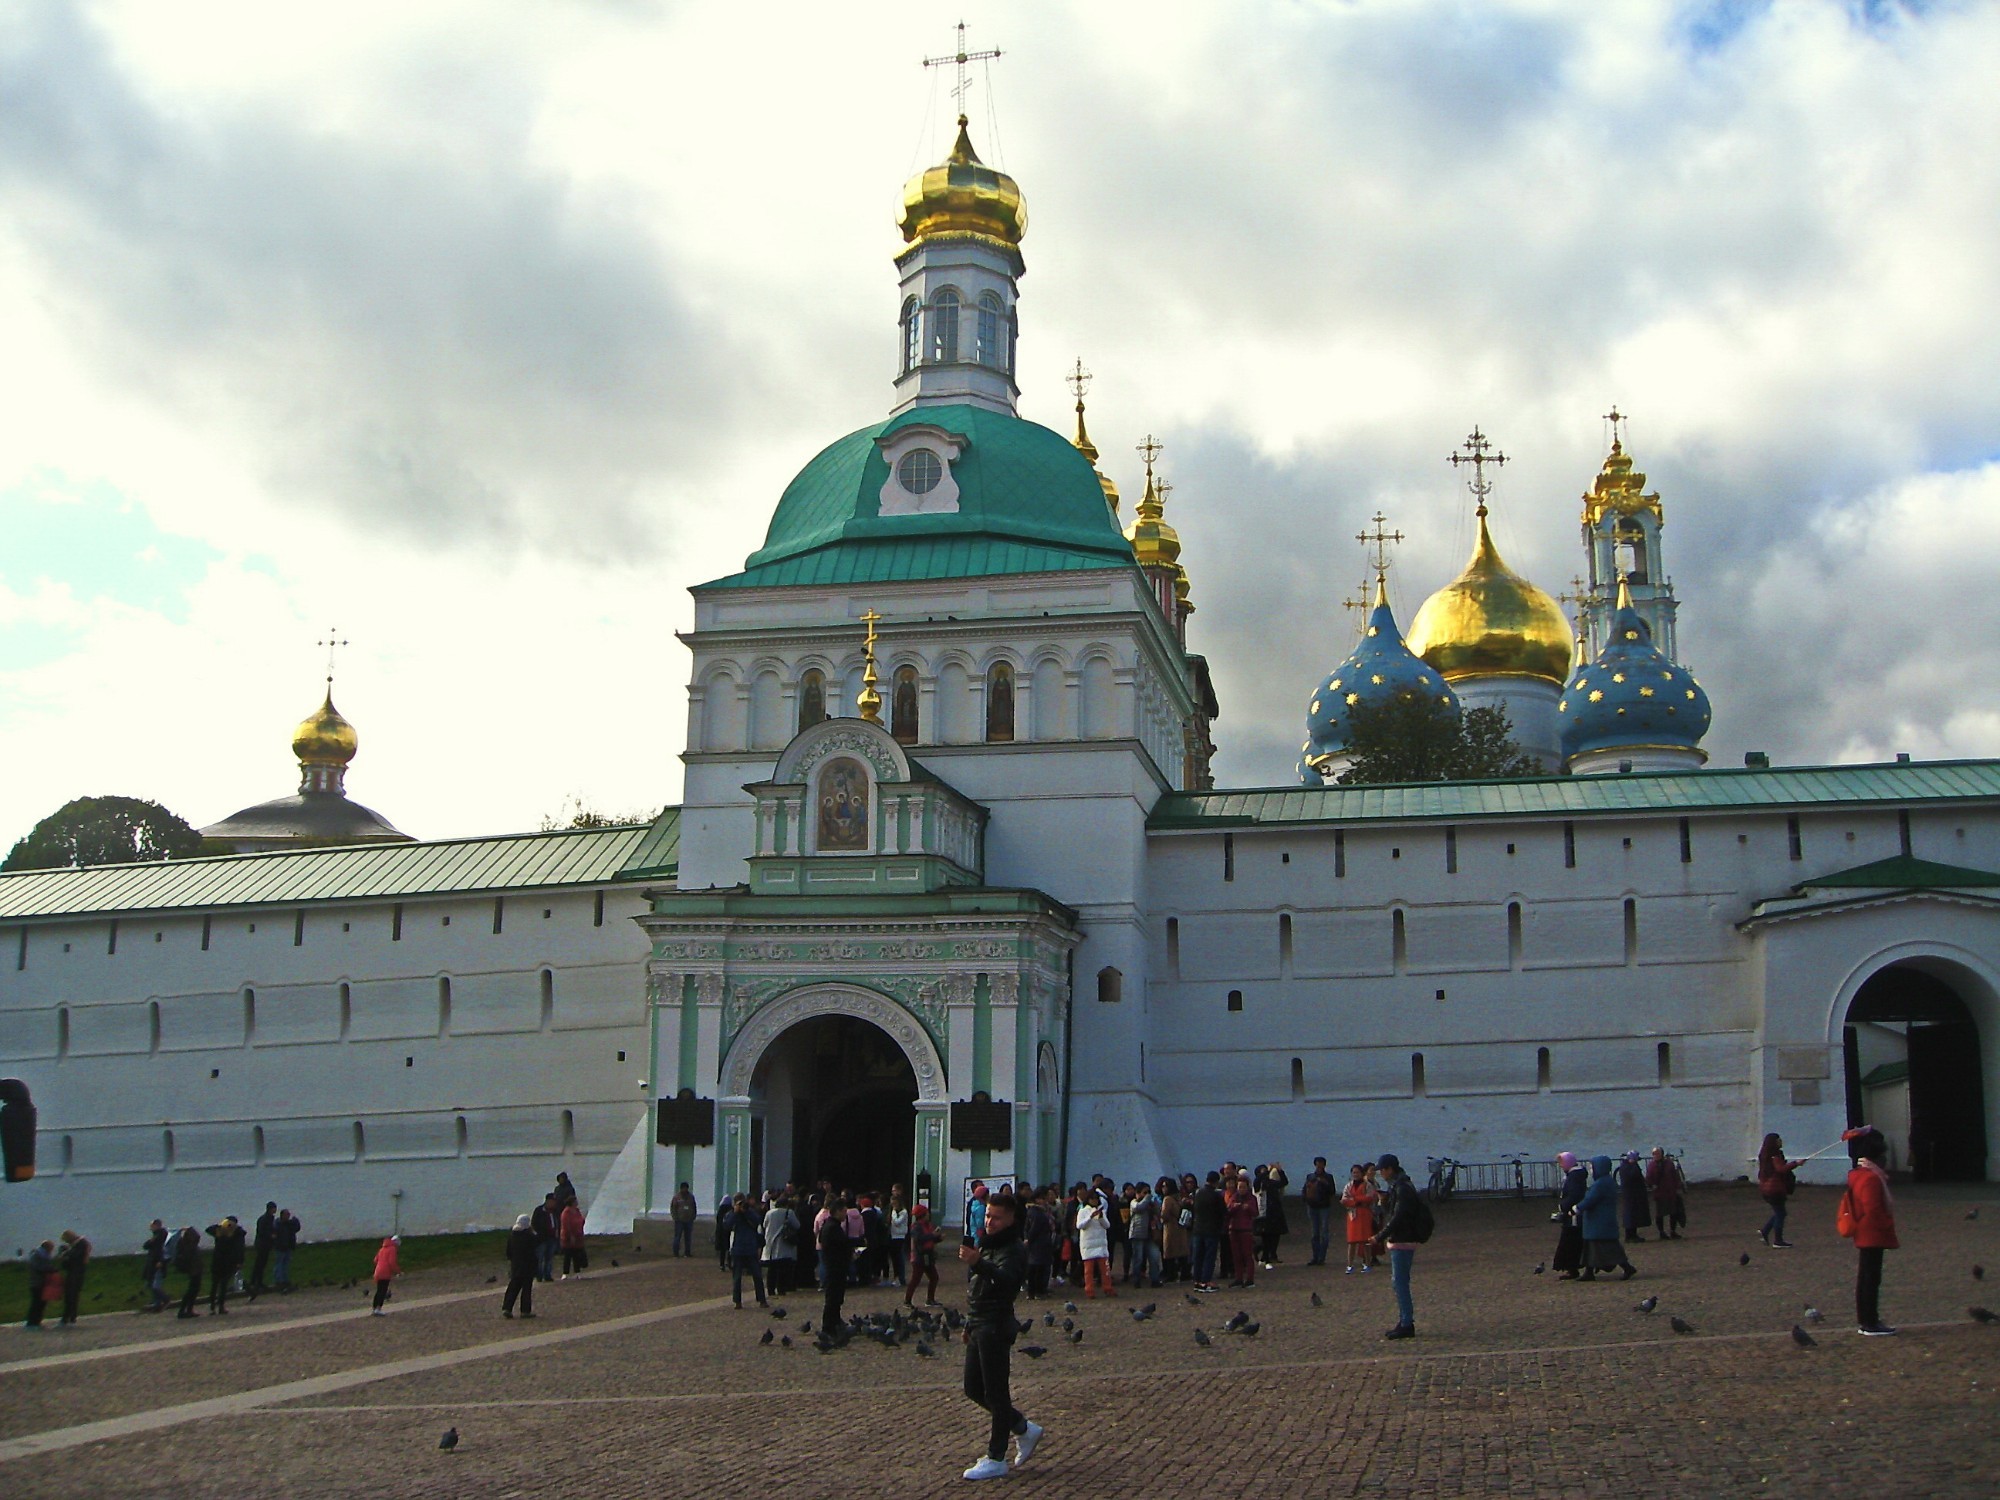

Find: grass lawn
<box><xmin>0</xmin><ymin>1228</ymin><xmax>524</xmax><ymax>1319</ymax></box>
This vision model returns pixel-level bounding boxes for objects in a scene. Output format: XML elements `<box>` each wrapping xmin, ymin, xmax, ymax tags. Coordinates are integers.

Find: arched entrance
<box><xmin>1843</xmin><ymin>962</ymin><xmax>1989</xmax><ymax>1181</ymax></box>
<box><xmin>751</xmin><ymin>1014</ymin><xmax>917</xmax><ymax>1195</ymax></box>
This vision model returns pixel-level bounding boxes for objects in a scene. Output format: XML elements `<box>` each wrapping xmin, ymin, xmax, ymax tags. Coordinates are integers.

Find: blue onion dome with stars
<box><xmin>1559</xmin><ymin>579</ymin><xmax>1711</xmax><ymax>759</ymax></box>
<box><xmin>1303</xmin><ymin>575</ymin><xmax>1460</xmax><ymax>774</ymax></box>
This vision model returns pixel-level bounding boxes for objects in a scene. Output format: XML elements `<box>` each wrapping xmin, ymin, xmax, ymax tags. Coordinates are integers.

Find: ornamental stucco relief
<box><xmin>721</xmin><ymin>984</ymin><xmax>947</xmax><ymax>1103</ymax></box>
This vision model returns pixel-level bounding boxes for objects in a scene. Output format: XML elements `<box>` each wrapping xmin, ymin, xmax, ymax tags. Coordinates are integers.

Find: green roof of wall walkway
<box><xmin>700</xmin><ymin>404</ymin><xmax>1136</xmax><ymax>589</ymax></box>
<box><xmin>1148</xmin><ymin>760</ymin><xmax>2000</xmax><ymax>830</ymax></box>
<box><xmin>0</xmin><ymin>812</ymin><xmax>680</xmax><ymax>922</ymax></box>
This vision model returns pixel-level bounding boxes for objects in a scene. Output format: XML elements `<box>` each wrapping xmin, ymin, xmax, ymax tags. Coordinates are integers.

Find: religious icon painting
<box><xmin>816</xmin><ymin>757</ymin><xmax>870</xmax><ymax>851</ymax></box>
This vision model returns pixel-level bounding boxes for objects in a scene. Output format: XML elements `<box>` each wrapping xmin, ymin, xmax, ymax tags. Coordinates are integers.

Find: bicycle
<box><xmin>1425</xmin><ymin>1156</ymin><xmax>1459</xmax><ymax>1203</ymax></box>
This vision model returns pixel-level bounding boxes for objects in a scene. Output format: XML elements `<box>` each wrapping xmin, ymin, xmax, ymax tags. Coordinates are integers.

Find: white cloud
<box><xmin>2</xmin><ymin>0</ymin><xmax>1999</xmax><ymax>844</ymax></box>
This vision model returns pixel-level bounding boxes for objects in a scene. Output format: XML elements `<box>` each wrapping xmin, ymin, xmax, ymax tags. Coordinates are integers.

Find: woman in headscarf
<box><xmin>1617</xmin><ymin>1152</ymin><xmax>1652</xmax><ymax>1242</ymax></box>
<box><xmin>1578</xmin><ymin>1156</ymin><xmax>1637</xmax><ymax>1281</ymax></box>
<box><xmin>1552</xmin><ymin>1152</ymin><xmax>1588</xmax><ymax>1280</ymax></box>
<box><xmin>502</xmin><ymin>1214</ymin><xmax>538</xmax><ymax>1318</ymax></box>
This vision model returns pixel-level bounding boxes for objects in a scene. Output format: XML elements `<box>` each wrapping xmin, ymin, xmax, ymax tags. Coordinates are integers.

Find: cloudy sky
<box><xmin>3</xmin><ymin>0</ymin><xmax>1997</xmax><ymax>845</ymax></box>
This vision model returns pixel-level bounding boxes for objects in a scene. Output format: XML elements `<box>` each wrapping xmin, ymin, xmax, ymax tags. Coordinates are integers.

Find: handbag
<box><xmin>1178</xmin><ymin>1207</ymin><xmax>1194</xmax><ymax>1229</ymax></box>
<box><xmin>42</xmin><ymin>1272</ymin><xmax>64</xmax><ymax>1303</ymax></box>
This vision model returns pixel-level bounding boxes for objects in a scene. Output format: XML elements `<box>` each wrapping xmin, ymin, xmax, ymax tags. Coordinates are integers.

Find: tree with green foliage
<box><xmin>3</xmin><ymin>795</ymin><xmax>212</xmax><ymax>871</ymax></box>
<box><xmin>539</xmin><ymin>796</ymin><xmax>662</xmax><ymax>832</ymax></box>
<box><xmin>1334</xmin><ymin>696</ymin><xmax>1541</xmax><ymax>785</ymax></box>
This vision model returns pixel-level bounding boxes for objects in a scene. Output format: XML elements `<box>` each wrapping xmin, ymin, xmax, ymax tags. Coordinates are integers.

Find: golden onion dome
<box><xmin>292</xmin><ymin>689</ymin><xmax>358</xmax><ymax>768</ymax></box>
<box><xmin>1581</xmin><ymin>439</ymin><xmax>1663</xmax><ymax>528</ymax></box>
<box><xmin>1125</xmin><ymin>473</ymin><xmax>1182</xmax><ymax>570</ymax></box>
<box><xmin>899</xmin><ymin>116</ymin><xmax>1027</xmax><ymax>249</ymax></box>
<box><xmin>1406</xmin><ymin>511</ymin><xmax>1573</xmax><ymax>683</ymax></box>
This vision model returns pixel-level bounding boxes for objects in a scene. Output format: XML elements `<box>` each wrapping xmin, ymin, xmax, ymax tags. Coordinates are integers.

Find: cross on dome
<box><xmin>317</xmin><ymin>627</ymin><xmax>349</xmax><ymax>689</ymax></box>
<box><xmin>922</xmin><ymin>22</ymin><xmax>1002</xmax><ymax>117</ymax></box>
<box><xmin>1356</xmin><ymin>511</ymin><xmax>1405</xmax><ymax>578</ymax></box>
<box><xmin>1449</xmin><ymin>427</ymin><xmax>1508</xmax><ymax>516</ymax></box>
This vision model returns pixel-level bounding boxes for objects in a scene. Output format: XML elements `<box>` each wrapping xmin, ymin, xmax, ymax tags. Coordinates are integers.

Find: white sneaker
<box><xmin>1014</xmin><ymin>1421</ymin><xmax>1044</xmax><ymax>1467</ymax></box>
<box><xmin>963</xmin><ymin>1457</ymin><xmax>1010</xmax><ymax>1481</ymax></box>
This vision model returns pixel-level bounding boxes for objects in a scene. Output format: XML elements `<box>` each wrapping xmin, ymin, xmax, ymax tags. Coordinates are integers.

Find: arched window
<box><xmin>985</xmin><ymin>662</ymin><xmax>1015</xmax><ymax>743</ymax></box>
<box><xmin>798</xmin><ymin>669</ymin><xmax>827</xmax><ymax>732</ymax></box>
<box><xmin>900</xmin><ymin>297</ymin><xmax>921</xmax><ymax>374</ymax></box>
<box><xmin>976</xmin><ymin>292</ymin><xmax>1003</xmax><ymax>367</ymax></box>
<box><xmin>930</xmin><ymin>288</ymin><xmax>960</xmax><ymax>364</ymax></box>
<box><xmin>891</xmin><ymin>666</ymin><xmax>920</xmax><ymax>745</ymax></box>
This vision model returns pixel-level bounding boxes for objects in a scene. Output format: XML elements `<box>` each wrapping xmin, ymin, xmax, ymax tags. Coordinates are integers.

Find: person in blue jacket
<box><xmin>1578</xmin><ymin>1155</ymin><xmax>1638</xmax><ymax>1281</ymax></box>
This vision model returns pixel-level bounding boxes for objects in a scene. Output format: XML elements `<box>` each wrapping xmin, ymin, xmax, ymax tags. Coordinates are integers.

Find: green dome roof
<box><xmin>721</xmin><ymin>405</ymin><xmax>1134</xmax><ymax>587</ymax></box>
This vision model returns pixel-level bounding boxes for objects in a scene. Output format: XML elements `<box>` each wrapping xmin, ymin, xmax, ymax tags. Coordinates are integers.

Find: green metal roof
<box><xmin>0</xmin><ymin>813</ymin><xmax>680</xmax><ymax>922</ymax></box>
<box><xmin>699</xmin><ymin>404</ymin><xmax>1135</xmax><ymax>590</ymax></box>
<box><xmin>701</xmin><ymin>537</ymin><xmax>1138</xmax><ymax>591</ymax></box>
<box><xmin>1797</xmin><ymin>854</ymin><xmax>2000</xmax><ymax>889</ymax></box>
<box><xmin>1148</xmin><ymin>760</ymin><xmax>2000</xmax><ymax>831</ymax></box>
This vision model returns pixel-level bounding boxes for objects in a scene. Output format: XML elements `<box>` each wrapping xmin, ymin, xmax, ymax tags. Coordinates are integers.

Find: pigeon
<box><xmin>1043</xmin><ymin>1312</ymin><xmax>1056</xmax><ymax>1327</ymax></box>
<box><xmin>1062</xmin><ymin>1318</ymin><xmax>1075</xmax><ymax>1332</ymax></box>
<box><xmin>1968</xmin><ymin>1209</ymin><xmax>1980</xmax><ymax>1221</ymax></box>
<box><xmin>799</xmin><ymin>1320</ymin><xmax>813</xmax><ymax>1334</ymax></box>
<box><xmin>1129</xmin><ymin>1306</ymin><xmax>1153</xmax><ymax>1322</ymax></box>
<box><xmin>439</xmin><ymin>1428</ymin><xmax>459</xmax><ymax>1452</ymax></box>
<box><xmin>1804</xmin><ymin>1305</ymin><xmax>1823</xmax><ymax>1324</ymax></box>
<box><xmin>759</xmin><ymin>1328</ymin><xmax>774</xmax><ymax>1346</ymax></box>
<box><xmin>780</xmin><ymin>1335</ymin><xmax>792</xmax><ymax>1347</ymax></box>
<box><xmin>1064</xmin><ymin>1301</ymin><xmax>1079</xmax><ymax>1313</ymax></box>
<box><xmin>1020</xmin><ymin>1344</ymin><xmax>1048</xmax><ymax>1359</ymax></box>
<box><xmin>1068</xmin><ymin>1328</ymin><xmax>1084</xmax><ymax>1344</ymax></box>
<box><xmin>916</xmin><ymin>1340</ymin><xmax>937</xmax><ymax>1357</ymax></box>
<box><xmin>1140</xmin><ymin>1302</ymin><xmax>1157</xmax><ymax>1317</ymax></box>
<box><xmin>1670</xmin><ymin>1316</ymin><xmax>1695</xmax><ymax>1335</ymax></box>
<box><xmin>1018</xmin><ymin>1318</ymin><xmax>1034</xmax><ymax>1335</ymax></box>
<box><xmin>1223</xmin><ymin>1310</ymin><xmax>1250</xmax><ymax>1332</ymax></box>
<box><xmin>1975</xmin><ymin>1266</ymin><xmax>1985</xmax><ymax>1281</ymax></box>
<box><xmin>1740</xmin><ymin>1253</ymin><xmax>1752</xmax><ymax>1267</ymax></box>
<box><xmin>1310</xmin><ymin>1291</ymin><xmax>1323</xmax><ymax>1308</ymax></box>
<box><xmin>1237</xmin><ymin>1321</ymin><xmax>1260</xmax><ymax>1337</ymax></box>
<box><xmin>1636</xmin><ymin>1296</ymin><xmax>1658</xmax><ymax>1314</ymax></box>
<box><xmin>1533</xmin><ymin>1263</ymin><xmax>1545</xmax><ymax>1276</ymax></box>
<box><xmin>1185</xmin><ymin>1294</ymin><xmax>1203</xmax><ymax>1307</ymax></box>
<box><xmin>1193</xmin><ymin>1328</ymin><xmax>1212</xmax><ymax>1346</ymax></box>
<box><xmin>485</xmin><ymin>1276</ymin><xmax>498</xmax><ymax>1284</ymax></box>
<box><xmin>610</xmin><ymin>1259</ymin><xmax>620</xmax><ymax>1268</ymax></box>
<box><xmin>1970</xmin><ymin>1307</ymin><xmax>1998</xmax><ymax>1325</ymax></box>
<box><xmin>1791</xmin><ymin>1324</ymin><xmax>1816</xmax><ymax>1348</ymax></box>
<box><xmin>771</xmin><ymin>1307</ymin><xmax>787</xmax><ymax>1319</ymax></box>
<box><xmin>633</xmin><ymin>1244</ymin><xmax>642</xmax><ymax>1252</ymax></box>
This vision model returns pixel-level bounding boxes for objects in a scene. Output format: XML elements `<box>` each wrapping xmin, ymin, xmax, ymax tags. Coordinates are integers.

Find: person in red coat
<box><xmin>1840</xmin><ymin>1126</ymin><xmax>1899</xmax><ymax>1336</ymax></box>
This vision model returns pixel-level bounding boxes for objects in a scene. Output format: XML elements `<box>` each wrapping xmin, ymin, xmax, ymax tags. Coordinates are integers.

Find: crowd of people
<box><xmin>1548</xmin><ymin>1146</ymin><xmax>1688</xmax><ymax>1281</ymax></box>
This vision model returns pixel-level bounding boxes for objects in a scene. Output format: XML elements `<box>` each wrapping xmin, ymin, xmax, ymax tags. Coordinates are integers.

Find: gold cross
<box><xmin>317</xmin><ymin>628</ymin><xmax>349</xmax><ymax>688</ymax></box>
<box><xmin>1341</xmin><ymin>577</ymin><xmax>1373</xmax><ymax>627</ymax></box>
<box><xmin>1355</xmin><ymin>511</ymin><xmax>1404</xmax><ymax>575</ymax></box>
<box><xmin>1136</xmin><ymin>433</ymin><xmax>1162</xmax><ymax>480</ymax></box>
<box><xmin>923</xmin><ymin>22</ymin><xmax>1002</xmax><ymax>116</ymax></box>
<box><xmin>1603</xmin><ymin>406</ymin><xmax>1626</xmax><ymax>446</ymax></box>
<box><xmin>1449</xmin><ymin>427</ymin><xmax>1508</xmax><ymax>515</ymax></box>
<box><xmin>1066</xmin><ymin>358</ymin><xmax>1092</xmax><ymax>403</ymax></box>
<box><xmin>1557</xmin><ymin>575</ymin><xmax>1592</xmax><ymax>615</ymax></box>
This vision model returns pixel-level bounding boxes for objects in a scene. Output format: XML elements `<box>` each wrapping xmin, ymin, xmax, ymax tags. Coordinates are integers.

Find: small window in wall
<box><xmin>1657</xmin><ymin>1041</ymin><xmax>1673</xmax><ymax>1086</ymax></box>
<box><xmin>148</xmin><ymin>1000</ymin><xmax>162</xmax><ymax>1055</ymax></box>
<box><xmin>1165</xmin><ymin>917</ymin><xmax>1180</xmax><ymax>978</ymax></box>
<box><xmin>439</xmin><ymin>976</ymin><xmax>453</xmax><ymax>1038</ymax></box>
<box><xmin>200</xmin><ymin>916</ymin><xmax>211</xmax><ymax>952</ymax></box>
<box><xmin>900</xmin><ymin>297</ymin><xmax>920</xmax><ymax>374</ymax></box>
<box><xmin>254</xmin><ymin>1124</ymin><xmax>267</xmax><ymax>1167</ymax></box>
<box><xmin>891</xmin><ymin>666</ymin><xmax>920</xmax><ymax>745</ymax></box>
<box><xmin>1678</xmin><ymin>818</ymin><xmax>1692</xmax><ymax>864</ymax></box>
<box><xmin>1897</xmin><ymin>809</ymin><xmax>1912</xmax><ymax>856</ymax></box>
<box><xmin>57</xmin><ymin>1005</ymin><xmax>70</xmax><ymax>1060</ymax></box>
<box><xmin>929</xmin><ymin>287</ymin><xmax>961</xmax><ymax>363</ymax></box>
<box><xmin>1536</xmin><ymin>1046</ymin><xmax>1552</xmax><ymax>1091</ymax></box>
<box><xmin>1334</xmin><ymin>829</ymin><xmax>1346</xmax><ymax>878</ymax></box>
<box><xmin>1227</xmin><ymin>989</ymin><xmax>1244</xmax><ymax>1012</ymax></box>
<box><xmin>1223</xmin><ymin>833</ymin><xmax>1235</xmax><ymax>882</ymax></box>
<box><xmin>1097</xmin><ymin>966</ymin><xmax>1122</xmax><ymax>1004</ymax></box>
<box><xmin>1445</xmin><ymin>827</ymin><xmax>1458</xmax><ymax>874</ymax></box>
<box><xmin>1507</xmin><ymin>902</ymin><xmax>1523</xmax><ymax>968</ymax></box>
<box><xmin>561</xmin><ymin>1108</ymin><xmax>576</xmax><ymax>1152</ymax></box>
<box><xmin>392</xmin><ymin>903</ymin><xmax>404</xmax><ymax>942</ymax></box>
<box><xmin>1623</xmin><ymin>898</ymin><xmax>1638</xmax><ymax>964</ymax></box>
<box><xmin>1290</xmin><ymin>1057</ymin><xmax>1305</xmax><ymax>1101</ymax></box>
<box><xmin>339</xmin><ymin>983</ymin><xmax>352</xmax><ymax>1041</ymax></box>
<box><xmin>1411</xmin><ymin>1052</ymin><xmax>1427</xmax><ymax>1097</ymax></box>
<box><xmin>593</xmin><ymin>891</ymin><xmax>605</xmax><ymax>928</ymax></box>
<box><xmin>976</xmin><ymin>291</ymin><xmax>1003</xmax><ymax>366</ymax></box>
<box><xmin>107</xmin><ymin>920</ymin><xmax>118</xmax><ymax>956</ymax></box>
<box><xmin>1786</xmin><ymin>815</ymin><xmax>1802</xmax><ymax>861</ymax></box>
<box><xmin>161</xmin><ymin>1130</ymin><xmax>173</xmax><ymax>1169</ymax></box>
<box><xmin>243</xmin><ymin>988</ymin><xmax>257</xmax><ymax>1045</ymax></box>
<box><xmin>352</xmin><ymin>1121</ymin><xmax>366</xmax><ymax>1161</ymax></box>
<box><xmin>1392</xmin><ymin>909</ymin><xmax>1407</xmax><ymax>972</ymax></box>
<box><xmin>492</xmin><ymin>897</ymin><xmax>505</xmax><ymax>935</ymax></box>
<box><xmin>1278</xmin><ymin>913</ymin><xmax>1293</xmax><ymax>974</ymax></box>
<box><xmin>540</xmin><ymin>970</ymin><xmax>555</xmax><ymax>1030</ymax></box>
<box><xmin>986</xmin><ymin>663</ymin><xmax>1015</xmax><ymax>742</ymax></box>
<box><xmin>1563</xmin><ymin>821</ymin><xmax>1577</xmax><ymax>868</ymax></box>
<box><xmin>454</xmin><ymin>1115</ymin><xmax>469</xmax><ymax>1156</ymax></box>
<box><xmin>293</xmin><ymin>910</ymin><xmax>305</xmax><ymax>947</ymax></box>
<box><xmin>798</xmin><ymin>669</ymin><xmax>827</xmax><ymax>732</ymax></box>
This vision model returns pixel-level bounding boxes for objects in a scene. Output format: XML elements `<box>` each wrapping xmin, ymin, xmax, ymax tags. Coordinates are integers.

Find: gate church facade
<box><xmin>3</xmin><ymin>110</ymin><xmax>2000</xmax><ymax>1249</ymax></box>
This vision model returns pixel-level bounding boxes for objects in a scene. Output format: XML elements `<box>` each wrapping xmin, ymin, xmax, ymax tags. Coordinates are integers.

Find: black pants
<box><xmin>250</xmin><ymin>1244</ymin><xmax>271</xmax><ymax>1290</ymax></box>
<box><xmin>731</xmin><ymin>1255</ymin><xmax>766</xmax><ymax>1307</ymax></box>
<box><xmin>179</xmin><ymin>1272</ymin><xmax>202</xmax><ymax>1316</ymax></box>
<box><xmin>60</xmin><ymin>1266</ymin><xmax>85</xmax><ymax>1325</ymax></box>
<box><xmin>964</xmin><ymin>1325</ymin><xmax>1028</xmax><ymax>1462</ymax></box>
<box><xmin>1027</xmin><ymin>1262</ymin><xmax>1050</xmax><ymax>1299</ymax></box>
<box><xmin>562</xmin><ymin>1247</ymin><xmax>585</xmax><ymax>1276</ymax></box>
<box><xmin>821</xmin><ymin>1263</ymin><xmax>847</xmax><ymax>1334</ymax></box>
<box><xmin>25</xmin><ymin>1284</ymin><xmax>47</xmax><ymax>1326</ymax></box>
<box><xmin>502</xmin><ymin>1273</ymin><xmax>534</xmax><ymax>1316</ymax></box>
<box><xmin>765</xmin><ymin>1258</ymin><xmax>792</xmax><ymax>1297</ymax></box>
<box><xmin>210</xmin><ymin>1267</ymin><xmax>233</xmax><ymax>1313</ymax></box>
<box><xmin>1856</xmin><ymin>1247</ymin><xmax>1886</xmax><ymax>1327</ymax></box>
<box><xmin>373</xmin><ymin>1279</ymin><xmax>392</xmax><ymax>1311</ymax></box>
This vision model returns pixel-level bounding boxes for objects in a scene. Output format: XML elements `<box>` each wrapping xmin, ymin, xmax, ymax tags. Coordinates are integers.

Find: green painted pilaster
<box><xmin>973</xmin><ymin>973</ymin><xmax>992</xmax><ymax>1094</ymax></box>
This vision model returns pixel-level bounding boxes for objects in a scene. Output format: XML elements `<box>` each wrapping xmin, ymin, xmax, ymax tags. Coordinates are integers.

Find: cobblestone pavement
<box><xmin>2</xmin><ymin>1185</ymin><xmax>1995</xmax><ymax>1498</ymax></box>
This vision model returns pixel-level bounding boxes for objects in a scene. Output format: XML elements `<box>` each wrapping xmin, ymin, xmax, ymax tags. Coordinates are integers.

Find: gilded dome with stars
<box><xmin>1559</xmin><ymin>581</ymin><xmax>1710</xmax><ymax>760</ymax></box>
<box><xmin>899</xmin><ymin>116</ymin><xmax>1027</xmax><ymax>250</ymax></box>
<box><xmin>1406</xmin><ymin>512</ymin><xmax>1573</xmax><ymax>684</ymax></box>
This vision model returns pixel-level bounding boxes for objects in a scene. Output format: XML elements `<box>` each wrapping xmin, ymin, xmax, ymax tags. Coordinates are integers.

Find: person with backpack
<box><xmin>1756</xmin><ymin>1132</ymin><xmax>1802</xmax><ymax>1248</ymax></box>
<box><xmin>1371</xmin><ymin>1153</ymin><xmax>1432</xmax><ymax>1340</ymax></box>
<box><xmin>173</xmin><ymin>1224</ymin><xmax>204</xmax><ymax>1318</ymax></box>
<box><xmin>205</xmin><ymin>1217</ymin><xmax>246</xmax><ymax>1314</ymax></box>
<box><xmin>761</xmin><ymin>1193</ymin><xmax>800</xmax><ymax>1297</ymax></box>
<box><xmin>1838</xmin><ymin>1126</ymin><xmax>1899</xmax><ymax>1336</ymax></box>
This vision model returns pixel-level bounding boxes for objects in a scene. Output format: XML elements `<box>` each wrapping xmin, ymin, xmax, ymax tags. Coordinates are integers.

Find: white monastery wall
<box><xmin>0</xmin><ymin>887</ymin><xmax>651</xmax><ymax>1253</ymax></box>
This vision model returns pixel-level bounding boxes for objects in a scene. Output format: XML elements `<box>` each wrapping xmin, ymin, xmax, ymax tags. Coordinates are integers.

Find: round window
<box><xmin>897</xmin><ymin>449</ymin><xmax>943</xmax><ymax>496</ymax></box>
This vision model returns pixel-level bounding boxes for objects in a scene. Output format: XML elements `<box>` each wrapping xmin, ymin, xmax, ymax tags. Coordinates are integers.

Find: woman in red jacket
<box><xmin>1841</xmin><ymin>1126</ymin><xmax>1899</xmax><ymax>1336</ymax></box>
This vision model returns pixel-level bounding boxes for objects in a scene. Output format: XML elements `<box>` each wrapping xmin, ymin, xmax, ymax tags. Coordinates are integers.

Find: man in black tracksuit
<box><xmin>957</xmin><ymin>1190</ymin><xmax>1043</xmax><ymax>1481</ymax></box>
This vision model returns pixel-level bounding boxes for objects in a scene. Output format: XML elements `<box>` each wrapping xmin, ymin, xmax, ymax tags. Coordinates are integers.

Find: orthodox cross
<box><xmin>1557</xmin><ymin>575</ymin><xmax>1593</xmax><ymax>617</ymax></box>
<box><xmin>1066</xmin><ymin>358</ymin><xmax>1092</xmax><ymax>403</ymax></box>
<box><xmin>317</xmin><ymin>628</ymin><xmax>349</xmax><ymax>689</ymax></box>
<box><xmin>1155</xmin><ymin>477</ymin><xmax>1173</xmax><ymax>508</ymax></box>
<box><xmin>923</xmin><ymin>22</ymin><xmax>1001</xmax><ymax>115</ymax></box>
<box><xmin>1341</xmin><ymin>577</ymin><xmax>1374</xmax><ymax>630</ymax></box>
<box><xmin>1136</xmin><ymin>433</ymin><xmax>1162</xmax><ymax>482</ymax></box>
<box><xmin>1356</xmin><ymin>511</ymin><xmax>1404</xmax><ymax>577</ymax></box>
<box><xmin>1449</xmin><ymin>427</ymin><xmax>1507</xmax><ymax>516</ymax></box>
<box><xmin>857</xmin><ymin>609</ymin><xmax>884</xmax><ymax>725</ymax></box>
<box><xmin>1603</xmin><ymin>406</ymin><xmax>1627</xmax><ymax>447</ymax></box>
